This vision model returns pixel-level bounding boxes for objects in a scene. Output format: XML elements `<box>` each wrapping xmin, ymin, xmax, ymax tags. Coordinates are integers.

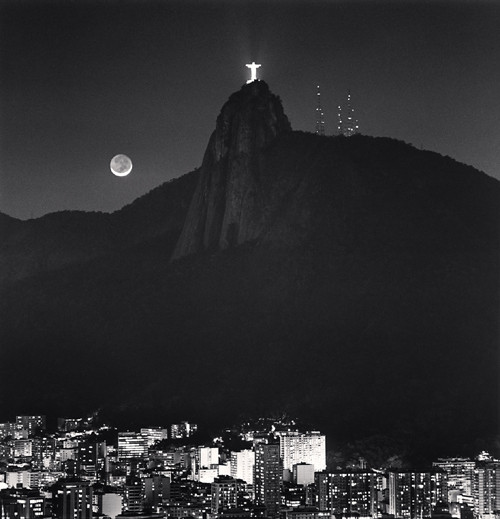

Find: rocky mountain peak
<box><xmin>172</xmin><ymin>81</ymin><xmax>291</xmax><ymax>260</ymax></box>
<box><xmin>209</xmin><ymin>80</ymin><xmax>291</xmax><ymax>162</ymax></box>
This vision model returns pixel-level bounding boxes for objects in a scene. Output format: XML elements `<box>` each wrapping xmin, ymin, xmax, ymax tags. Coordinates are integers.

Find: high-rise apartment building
<box><xmin>231</xmin><ymin>449</ymin><xmax>255</xmax><ymax>485</ymax></box>
<box><xmin>78</xmin><ymin>441</ymin><xmax>107</xmax><ymax>480</ymax></box>
<box><xmin>31</xmin><ymin>437</ymin><xmax>56</xmax><ymax>471</ymax></box>
<box><xmin>387</xmin><ymin>470</ymin><xmax>447</xmax><ymax>519</ymax></box>
<box><xmin>473</xmin><ymin>461</ymin><xmax>500</xmax><ymax>519</ymax></box>
<box><xmin>433</xmin><ymin>458</ymin><xmax>475</xmax><ymax>501</ymax></box>
<box><xmin>52</xmin><ymin>480</ymin><xmax>93</xmax><ymax>519</ymax></box>
<box><xmin>315</xmin><ymin>470</ymin><xmax>381</xmax><ymax>516</ymax></box>
<box><xmin>277</xmin><ymin>432</ymin><xmax>326</xmax><ymax>473</ymax></box>
<box><xmin>16</xmin><ymin>416</ymin><xmax>46</xmax><ymax>436</ymax></box>
<box><xmin>144</xmin><ymin>475</ymin><xmax>170</xmax><ymax>511</ymax></box>
<box><xmin>117</xmin><ymin>432</ymin><xmax>148</xmax><ymax>460</ymax></box>
<box><xmin>315</xmin><ymin>472</ymin><xmax>331</xmax><ymax>512</ymax></box>
<box><xmin>254</xmin><ymin>443</ymin><xmax>282</xmax><ymax>518</ymax></box>
<box><xmin>123</xmin><ymin>476</ymin><xmax>144</xmax><ymax>514</ymax></box>
<box><xmin>211</xmin><ymin>476</ymin><xmax>243</xmax><ymax>514</ymax></box>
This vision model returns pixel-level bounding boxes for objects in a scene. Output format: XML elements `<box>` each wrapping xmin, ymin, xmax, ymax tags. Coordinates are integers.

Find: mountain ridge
<box><xmin>0</xmin><ymin>83</ymin><xmax>498</xmax><ymax>459</ymax></box>
<box><xmin>0</xmin><ymin>169</ymin><xmax>199</xmax><ymax>284</ymax></box>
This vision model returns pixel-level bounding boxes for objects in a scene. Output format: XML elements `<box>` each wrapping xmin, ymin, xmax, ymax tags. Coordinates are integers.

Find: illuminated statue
<box><xmin>246</xmin><ymin>62</ymin><xmax>261</xmax><ymax>83</ymax></box>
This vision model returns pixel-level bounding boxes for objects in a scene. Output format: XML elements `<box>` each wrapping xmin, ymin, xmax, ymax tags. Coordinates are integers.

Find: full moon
<box><xmin>110</xmin><ymin>154</ymin><xmax>133</xmax><ymax>177</ymax></box>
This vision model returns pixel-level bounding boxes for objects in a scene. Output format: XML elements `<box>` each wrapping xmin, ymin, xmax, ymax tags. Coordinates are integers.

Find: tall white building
<box><xmin>190</xmin><ymin>446</ymin><xmax>220</xmax><ymax>482</ymax></box>
<box><xmin>199</xmin><ymin>446</ymin><xmax>219</xmax><ymax>469</ymax></box>
<box><xmin>231</xmin><ymin>449</ymin><xmax>255</xmax><ymax>485</ymax></box>
<box><xmin>277</xmin><ymin>431</ymin><xmax>326</xmax><ymax>472</ymax></box>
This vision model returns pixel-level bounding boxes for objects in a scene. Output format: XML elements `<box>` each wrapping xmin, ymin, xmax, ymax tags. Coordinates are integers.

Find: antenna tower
<box><xmin>338</xmin><ymin>89</ymin><xmax>359</xmax><ymax>137</ymax></box>
<box><xmin>315</xmin><ymin>85</ymin><xmax>325</xmax><ymax>136</ymax></box>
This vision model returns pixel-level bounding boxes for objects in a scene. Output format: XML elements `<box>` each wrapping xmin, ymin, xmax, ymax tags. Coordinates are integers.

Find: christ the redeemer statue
<box><xmin>246</xmin><ymin>62</ymin><xmax>261</xmax><ymax>83</ymax></box>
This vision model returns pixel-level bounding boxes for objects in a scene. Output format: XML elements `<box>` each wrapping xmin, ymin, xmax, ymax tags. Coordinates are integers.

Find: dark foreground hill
<box><xmin>0</xmin><ymin>170</ymin><xmax>198</xmax><ymax>284</ymax></box>
<box><xmin>1</xmin><ymin>81</ymin><xmax>498</xmax><ymax>461</ymax></box>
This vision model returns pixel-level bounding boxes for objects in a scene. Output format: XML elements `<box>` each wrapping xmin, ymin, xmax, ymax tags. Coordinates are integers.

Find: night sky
<box><xmin>1</xmin><ymin>0</ymin><xmax>499</xmax><ymax>220</ymax></box>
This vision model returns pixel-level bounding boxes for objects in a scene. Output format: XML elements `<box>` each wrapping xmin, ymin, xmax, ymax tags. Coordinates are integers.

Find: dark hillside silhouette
<box><xmin>1</xmin><ymin>82</ymin><xmax>498</xmax><ymax>461</ymax></box>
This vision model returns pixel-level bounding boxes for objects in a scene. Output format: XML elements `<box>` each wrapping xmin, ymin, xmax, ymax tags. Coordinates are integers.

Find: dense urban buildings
<box><xmin>0</xmin><ymin>413</ymin><xmax>496</xmax><ymax>518</ymax></box>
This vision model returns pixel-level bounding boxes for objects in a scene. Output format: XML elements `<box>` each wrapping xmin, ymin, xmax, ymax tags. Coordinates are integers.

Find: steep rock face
<box><xmin>172</xmin><ymin>81</ymin><xmax>291</xmax><ymax>259</ymax></box>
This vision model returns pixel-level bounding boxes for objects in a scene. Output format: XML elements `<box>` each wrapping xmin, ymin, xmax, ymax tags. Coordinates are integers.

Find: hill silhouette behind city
<box><xmin>1</xmin><ymin>82</ymin><xmax>498</xmax><ymax>461</ymax></box>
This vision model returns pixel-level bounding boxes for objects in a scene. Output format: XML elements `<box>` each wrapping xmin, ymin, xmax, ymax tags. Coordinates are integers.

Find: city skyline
<box><xmin>0</xmin><ymin>411</ymin><xmax>498</xmax><ymax>518</ymax></box>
